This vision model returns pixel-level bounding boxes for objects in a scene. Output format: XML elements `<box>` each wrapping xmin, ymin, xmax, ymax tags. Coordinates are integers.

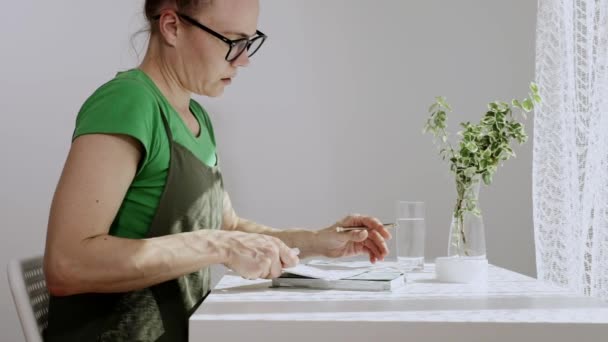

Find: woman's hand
<box><xmin>315</xmin><ymin>214</ymin><xmax>392</xmax><ymax>263</ymax></box>
<box><xmin>217</xmin><ymin>230</ymin><xmax>300</xmax><ymax>279</ymax></box>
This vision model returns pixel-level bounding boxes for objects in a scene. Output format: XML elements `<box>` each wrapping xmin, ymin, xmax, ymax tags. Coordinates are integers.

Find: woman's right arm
<box><xmin>44</xmin><ymin>134</ymin><xmax>298</xmax><ymax>296</ymax></box>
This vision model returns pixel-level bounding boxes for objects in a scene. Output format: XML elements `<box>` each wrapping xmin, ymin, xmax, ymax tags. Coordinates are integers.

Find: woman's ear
<box><xmin>157</xmin><ymin>11</ymin><xmax>180</xmax><ymax>46</ymax></box>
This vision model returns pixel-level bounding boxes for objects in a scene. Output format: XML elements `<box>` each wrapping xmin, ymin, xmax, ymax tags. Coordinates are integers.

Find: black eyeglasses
<box><xmin>153</xmin><ymin>13</ymin><xmax>267</xmax><ymax>62</ymax></box>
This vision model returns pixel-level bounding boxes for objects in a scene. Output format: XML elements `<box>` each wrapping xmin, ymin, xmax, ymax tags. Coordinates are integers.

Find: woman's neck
<box><xmin>139</xmin><ymin>38</ymin><xmax>192</xmax><ymax>115</ymax></box>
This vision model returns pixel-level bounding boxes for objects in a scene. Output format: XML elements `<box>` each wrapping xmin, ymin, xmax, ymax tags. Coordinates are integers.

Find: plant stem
<box><xmin>460</xmin><ymin>215</ymin><xmax>468</xmax><ymax>256</ymax></box>
<box><xmin>454</xmin><ymin>179</ymin><xmax>470</xmax><ymax>257</ymax></box>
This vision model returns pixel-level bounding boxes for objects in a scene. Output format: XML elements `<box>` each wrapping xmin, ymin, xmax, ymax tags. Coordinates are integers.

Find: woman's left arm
<box><xmin>221</xmin><ymin>191</ymin><xmax>390</xmax><ymax>262</ymax></box>
<box><xmin>221</xmin><ymin>191</ymin><xmax>319</xmax><ymax>258</ymax></box>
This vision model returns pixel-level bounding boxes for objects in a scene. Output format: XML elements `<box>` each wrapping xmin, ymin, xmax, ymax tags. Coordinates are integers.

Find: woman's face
<box><xmin>175</xmin><ymin>0</ymin><xmax>260</xmax><ymax>97</ymax></box>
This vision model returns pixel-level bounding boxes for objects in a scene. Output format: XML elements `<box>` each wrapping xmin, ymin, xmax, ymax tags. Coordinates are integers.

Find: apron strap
<box><xmin>159</xmin><ymin>108</ymin><xmax>174</xmax><ymax>142</ymax></box>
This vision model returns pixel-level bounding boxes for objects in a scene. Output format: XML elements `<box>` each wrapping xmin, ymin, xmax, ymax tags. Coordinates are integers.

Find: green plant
<box><xmin>423</xmin><ymin>82</ymin><xmax>541</xmax><ymax>256</ymax></box>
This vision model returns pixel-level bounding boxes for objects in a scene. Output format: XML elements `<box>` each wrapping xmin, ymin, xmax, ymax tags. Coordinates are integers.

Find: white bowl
<box><xmin>435</xmin><ymin>256</ymin><xmax>488</xmax><ymax>283</ymax></box>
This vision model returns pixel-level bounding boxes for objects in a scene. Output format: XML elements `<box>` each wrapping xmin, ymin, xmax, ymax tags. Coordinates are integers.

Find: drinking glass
<box><xmin>395</xmin><ymin>201</ymin><xmax>426</xmax><ymax>271</ymax></box>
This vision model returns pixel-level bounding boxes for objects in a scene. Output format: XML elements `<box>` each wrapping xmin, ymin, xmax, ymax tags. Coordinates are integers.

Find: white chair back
<box><xmin>7</xmin><ymin>256</ymin><xmax>48</xmax><ymax>342</ymax></box>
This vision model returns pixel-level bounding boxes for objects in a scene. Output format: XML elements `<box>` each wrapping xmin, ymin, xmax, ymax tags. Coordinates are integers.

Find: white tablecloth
<box><xmin>190</xmin><ymin>263</ymin><xmax>608</xmax><ymax>342</ymax></box>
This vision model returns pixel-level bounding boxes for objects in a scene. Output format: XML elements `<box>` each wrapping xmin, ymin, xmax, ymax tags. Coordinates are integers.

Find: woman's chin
<box><xmin>195</xmin><ymin>85</ymin><xmax>224</xmax><ymax>98</ymax></box>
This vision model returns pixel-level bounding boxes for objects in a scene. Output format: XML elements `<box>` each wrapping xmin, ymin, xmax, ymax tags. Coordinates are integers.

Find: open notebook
<box><xmin>271</xmin><ymin>264</ymin><xmax>406</xmax><ymax>291</ymax></box>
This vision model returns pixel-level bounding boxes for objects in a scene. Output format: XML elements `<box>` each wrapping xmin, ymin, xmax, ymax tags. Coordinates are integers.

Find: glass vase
<box><xmin>447</xmin><ymin>177</ymin><xmax>486</xmax><ymax>258</ymax></box>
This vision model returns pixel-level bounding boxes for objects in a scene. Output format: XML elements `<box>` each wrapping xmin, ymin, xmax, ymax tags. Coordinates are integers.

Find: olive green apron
<box><xmin>45</xmin><ymin>109</ymin><xmax>224</xmax><ymax>341</ymax></box>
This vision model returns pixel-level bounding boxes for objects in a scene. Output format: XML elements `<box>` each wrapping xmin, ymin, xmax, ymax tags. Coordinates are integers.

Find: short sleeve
<box><xmin>73</xmin><ymin>78</ymin><xmax>159</xmax><ymax>171</ymax></box>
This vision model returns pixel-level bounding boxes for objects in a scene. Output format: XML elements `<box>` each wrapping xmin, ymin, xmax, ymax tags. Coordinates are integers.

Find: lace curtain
<box><xmin>534</xmin><ymin>0</ymin><xmax>608</xmax><ymax>299</ymax></box>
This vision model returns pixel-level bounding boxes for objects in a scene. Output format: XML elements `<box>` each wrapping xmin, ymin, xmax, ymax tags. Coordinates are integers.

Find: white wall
<box><xmin>0</xmin><ymin>1</ymin><xmax>536</xmax><ymax>340</ymax></box>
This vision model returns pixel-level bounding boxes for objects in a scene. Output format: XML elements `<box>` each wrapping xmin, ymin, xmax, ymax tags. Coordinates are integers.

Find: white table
<box><xmin>190</xmin><ymin>263</ymin><xmax>608</xmax><ymax>342</ymax></box>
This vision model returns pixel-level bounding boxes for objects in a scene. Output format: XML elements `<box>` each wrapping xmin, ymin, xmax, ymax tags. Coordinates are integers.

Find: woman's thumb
<box><xmin>349</xmin><ymin>229</ymin><xmax>368</xmax><ymax>242</ymax></box>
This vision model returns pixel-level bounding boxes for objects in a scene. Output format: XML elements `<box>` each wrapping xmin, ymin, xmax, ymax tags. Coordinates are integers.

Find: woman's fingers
<box><xmin>361</xmin><ymin>216</ymin><xmax>392</xmax><ymax>240</ymax></box>
<box><xmin>363</xmin><ymin>246</ymin><xmax>376</xmax><ymax>263</ymax></box>
<box><xmin>367</xmin><ymin>230</ymin><xmax>389</xmax><ymax>257</ymax></box>
<box><xmin>342</xmin><ymin>214</ymin><xmax>392</xmax><ymax>240</ymax></box>
<box><xmin>363</xmin><ymin>238</ymin><xmax>382</xmax><ymax>260</ymax></box>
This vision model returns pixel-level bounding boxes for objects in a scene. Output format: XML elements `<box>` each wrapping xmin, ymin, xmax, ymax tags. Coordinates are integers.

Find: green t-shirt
<box><xmin>73</xmin><ymin>68</ymin><xmax>218</xmax><ymax>239</ymax></box>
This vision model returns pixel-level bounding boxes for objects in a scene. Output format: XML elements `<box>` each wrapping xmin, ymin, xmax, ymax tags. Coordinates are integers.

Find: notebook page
<box><xmin>282</xmin><ymin>264</ymin><xmax>367</xmax><ymax>280</ymax></box>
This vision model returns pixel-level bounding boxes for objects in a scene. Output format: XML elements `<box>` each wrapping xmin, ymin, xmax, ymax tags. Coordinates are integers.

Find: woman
<box><xmin>43</xmin><ymin>0</ymin><xmax>391</xmax><ymax>341</ymax></box>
